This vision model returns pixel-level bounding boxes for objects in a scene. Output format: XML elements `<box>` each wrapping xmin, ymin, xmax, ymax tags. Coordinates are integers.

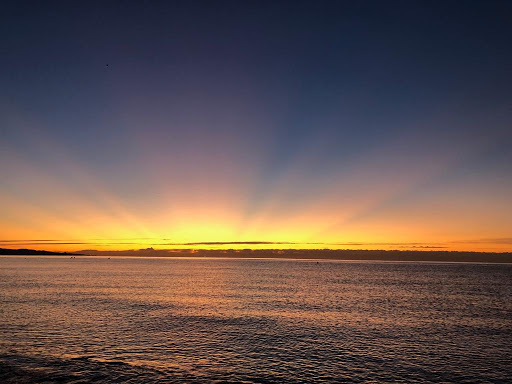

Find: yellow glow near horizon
<box><xmin>1</xmin><ymin>112</ymin><xmax>511</xmax><ymax>254</ymax></box>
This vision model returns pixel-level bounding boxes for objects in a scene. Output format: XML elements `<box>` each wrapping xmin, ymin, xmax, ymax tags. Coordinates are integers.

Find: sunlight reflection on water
<box><xmin>1</xmin><ymin>257</ymin><xmax>511</xmax><ymax>383</ymax></box>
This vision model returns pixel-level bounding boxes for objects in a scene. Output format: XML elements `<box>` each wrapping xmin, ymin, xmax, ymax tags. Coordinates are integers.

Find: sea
<box><xmin>1</xmin><ymin>256</ymin><xmax>511</xmax><ymax>383</ymax></box>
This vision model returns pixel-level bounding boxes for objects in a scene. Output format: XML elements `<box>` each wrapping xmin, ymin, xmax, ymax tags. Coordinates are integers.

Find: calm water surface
<box><xmin>1</xmin><ymin>257</ymin><xmax>511</xmax><ymax>383</ymax></box>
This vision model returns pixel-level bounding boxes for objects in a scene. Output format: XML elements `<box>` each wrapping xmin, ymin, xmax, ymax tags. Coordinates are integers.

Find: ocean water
<box><xmin>1</xmin><ymin>257</ymin><xmax>511</xmax><ymax>383</ymax></box>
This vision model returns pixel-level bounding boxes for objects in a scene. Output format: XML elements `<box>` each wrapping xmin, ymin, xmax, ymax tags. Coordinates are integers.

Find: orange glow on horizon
<box><xmin>1</xmin><ymin>105</ymin><xmax>511</xmax><ymax>254</ymax></box>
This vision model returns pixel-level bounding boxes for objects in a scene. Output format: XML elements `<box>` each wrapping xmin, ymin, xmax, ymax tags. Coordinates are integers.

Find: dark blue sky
<box><xmin>1</xmin><ymin>1</ymin><xmax>511</xmax><ymax>250</ymax></box>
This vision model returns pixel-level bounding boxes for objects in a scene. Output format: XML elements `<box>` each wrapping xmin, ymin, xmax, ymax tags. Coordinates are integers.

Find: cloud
<box><xmin>0</xmin><ymin>240</ymin><xmax>143</xmax><ymax>246</ymax></box>
<box><xmin>451</xmin><ymin>238</ymin><xmax>512</xmax><ymax>245</ymax></box>
<box><xmin>161</xmin><ymin>241</ymin><xmax>303</xmax><ymax>246</ymax></box>
<box><xmin>3</xmin><ymin>238</ymin><xmax>509</xmax><ymax>251</ymax></box>
<box><xmin>398</xmin><ymin>245</ymin><xmax>448</xmax><ymax>249</ymax></box>
<box><xmin>0</xmin><ymin>238</ymin><xmax>450</xmax><ymax>249</ymax></box>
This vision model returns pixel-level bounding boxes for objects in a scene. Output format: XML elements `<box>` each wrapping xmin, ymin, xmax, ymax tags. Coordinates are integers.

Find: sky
<box><xmin>1</xmin><ymin>1</ymin><xmax>511</xmax><ymax>252</ymax></box>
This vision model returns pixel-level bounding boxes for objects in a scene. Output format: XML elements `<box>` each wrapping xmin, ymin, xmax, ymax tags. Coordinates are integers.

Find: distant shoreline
<box><xmin>1</xmin><ymin>248</ymin><xmax>511</xmax><ymax>263</ymax></box>
<box><xmin>0</xmin><ymin>248</ymin><xmax>78</xmax><ymax>256</ymax></box>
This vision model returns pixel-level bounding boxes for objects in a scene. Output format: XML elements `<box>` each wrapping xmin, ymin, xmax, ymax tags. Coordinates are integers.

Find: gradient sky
<box><xmin>1</xmin><ymin>1</ymin><xmax>511</xmax><ymax>252</ymax></box>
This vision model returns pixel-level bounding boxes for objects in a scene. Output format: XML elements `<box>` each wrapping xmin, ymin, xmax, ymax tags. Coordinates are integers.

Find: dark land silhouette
<box><xmin>2</xmin><ymin>247</ymin><xmax>510</xmax><ymax>263</ymax></box>
<box><xmin>0</xmin><ymin>248</ymin><xmax>78</xmax><ymax>256</ymax></box>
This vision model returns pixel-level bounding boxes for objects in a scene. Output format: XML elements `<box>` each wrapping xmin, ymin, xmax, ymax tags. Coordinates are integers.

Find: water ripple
<box><xmin>1</xmin><ymin>258</ymin><xmax>511</xmax><ymax>383</ymax></box>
